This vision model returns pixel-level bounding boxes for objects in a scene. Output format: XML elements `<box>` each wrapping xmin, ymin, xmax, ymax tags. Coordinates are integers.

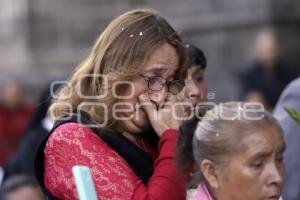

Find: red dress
<box><xmin>44</xmin><ymin>122</ymin><xmax>186</xmax><ymax>200</ymax></box>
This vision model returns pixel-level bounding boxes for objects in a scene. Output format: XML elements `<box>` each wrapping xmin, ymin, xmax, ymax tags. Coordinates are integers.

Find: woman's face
<box><xmin>181</xmin><ymin>65</ymin><xmax>207</xmax><ymax>107</ymax></box>
<box><xmin>215</xmin><ymin>125</ymin><xmax>285</xmax><ymax>200</ymax></box>
<box><xmin>116</xmin><ymin>43</ymin><xmax>179</xmax><ymax>135</ymax></box>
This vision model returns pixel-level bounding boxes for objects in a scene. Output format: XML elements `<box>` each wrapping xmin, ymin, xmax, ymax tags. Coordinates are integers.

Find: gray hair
<box><xmin>193</xmin><ymin>102</ymin><xmax>283</xmax><ymax>179</ymax></box>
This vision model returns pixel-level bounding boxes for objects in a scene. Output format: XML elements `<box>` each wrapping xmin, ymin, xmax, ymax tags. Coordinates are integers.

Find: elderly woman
<box><xmin>34</xmin><ymin>9</ymin><xmax>188</xmax><ymax>200</ymax></box>
<box><xmin>177</xmin><ymin>102</ymin><xmax>285</xmax><ymax>200</ymax></box>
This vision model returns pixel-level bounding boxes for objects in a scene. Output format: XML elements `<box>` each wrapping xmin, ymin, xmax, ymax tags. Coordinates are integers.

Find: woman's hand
<box><xmin>138</xmin><ymin>93</ymin><xmax>187</xmax><ymax>137</ymax></box>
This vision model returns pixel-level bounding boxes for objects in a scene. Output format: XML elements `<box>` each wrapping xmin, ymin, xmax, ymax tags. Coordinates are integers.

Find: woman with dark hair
<box><xmin>35</xmin><ymin>9</ymin><xmax>188</xmax><ymax>200</ymax></box>
<box><xmin>177</xmin><ymin>102</ymin><xmax>285</xmax><ymax>200</ymax></box>
<box><xmin>181</xmin><ymin>43</ymin><xmax>207</xmax><ymax>109</ymax></box>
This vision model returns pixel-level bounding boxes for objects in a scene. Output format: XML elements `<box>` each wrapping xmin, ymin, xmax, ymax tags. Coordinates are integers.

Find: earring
<box><xmin>212</xmin><ymin>185</ymin><xmax>219</xmax><ymax>190</ymax></box>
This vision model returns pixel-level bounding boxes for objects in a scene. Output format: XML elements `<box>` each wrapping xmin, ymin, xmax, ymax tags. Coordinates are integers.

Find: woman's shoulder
<box><xmin>48</xmin><ymin>122</ymin><xmax>97</xmax><ymax>139</ymax></box>
<box><xmin>45</xmin><ymin>122</ymin><xmax>117</xmax><ymax>157</ymax></box>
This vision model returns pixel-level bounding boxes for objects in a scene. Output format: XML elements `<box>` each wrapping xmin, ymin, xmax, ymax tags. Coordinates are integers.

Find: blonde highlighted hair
<box><xmin>49</xmin><ymin>9</ymin><xmax>187</xmax><ymax>129</ymax></box>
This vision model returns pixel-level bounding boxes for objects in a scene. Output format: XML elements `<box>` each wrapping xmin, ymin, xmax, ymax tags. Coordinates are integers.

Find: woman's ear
<box><xmin>200</xmin><ymin>159</ymin><xmax>220</xmax><ymax>190</ymax></box>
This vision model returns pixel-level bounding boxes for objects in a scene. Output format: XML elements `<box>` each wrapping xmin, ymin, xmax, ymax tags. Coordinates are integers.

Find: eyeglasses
<box><xmin>139</xmin><ymin>74</ymin><xmax>185</xmax><ymax>94</ymax></box>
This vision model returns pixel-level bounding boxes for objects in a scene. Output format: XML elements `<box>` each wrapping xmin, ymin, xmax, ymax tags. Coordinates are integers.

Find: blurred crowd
<box><xmin>239</xmin><ymin>30</ymin><xmax>298</xmax><ymax>111</ymax></box>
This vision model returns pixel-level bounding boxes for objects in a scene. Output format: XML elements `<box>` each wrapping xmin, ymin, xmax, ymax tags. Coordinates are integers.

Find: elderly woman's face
<box><xmin>217</xmin><ymin>125</ymin><xmax>285</xmax><ymax>200</ymax></box>
<box><xmin>116</xmin><ymin>43</ymin><xmax>179</xmax><ymax>135</ymax></box>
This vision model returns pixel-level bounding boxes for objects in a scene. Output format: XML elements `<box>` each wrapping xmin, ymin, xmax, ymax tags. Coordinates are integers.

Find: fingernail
<box><xmin>139</xmin><ymin>94</ymin><xmax>148</xmax><ymax>102</ymax></box>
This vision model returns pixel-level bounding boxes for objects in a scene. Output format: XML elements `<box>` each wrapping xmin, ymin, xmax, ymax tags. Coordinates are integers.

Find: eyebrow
<box><xmin>276</xmin><ymin>143</ymin><xmax>286</xmax><ymax>154</ymax></box>
<box><xmin>251</xmin><ymin>143</ymin><xmax>286</xmax><ymax>160</ymax></box>
<box><xmin>144</xmin><ymin>65</ymin><xmax>177</xmax><ymax>77</ymax></box>
<box><xmin>145</xmin><ymin>67</ymin><xmax>164</xmax><ymax>75</ymax></box>
<box><xmin>252</xmin><ymin>151</ymin><xmax>272</xmax><ymax>160</ymax></box>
